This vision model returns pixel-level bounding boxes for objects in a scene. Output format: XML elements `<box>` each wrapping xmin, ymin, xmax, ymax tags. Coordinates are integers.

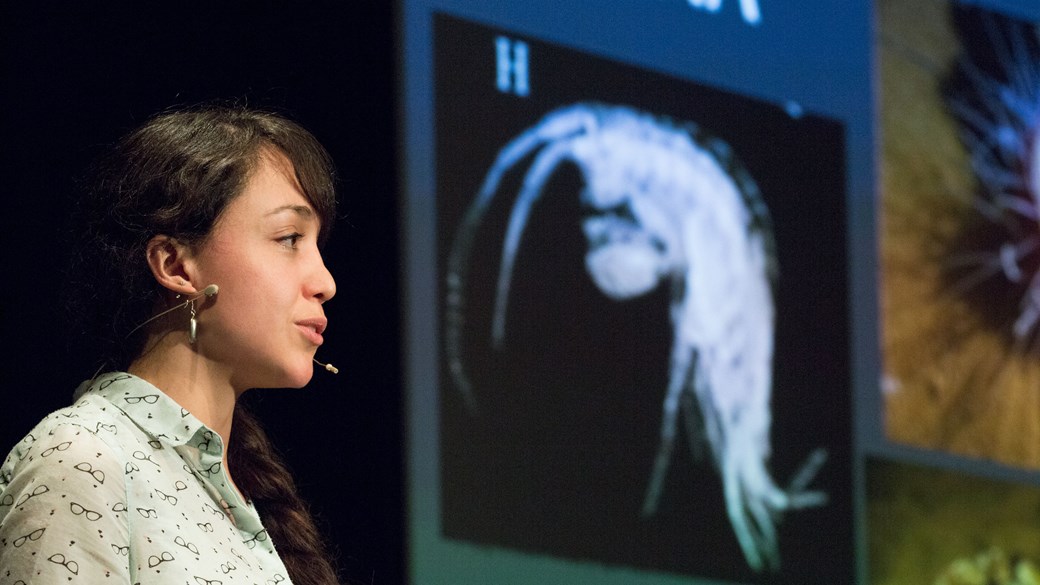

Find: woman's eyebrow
<box><xmin>265</xmin><ymin>204</ymin><xmax>314</xmax><ymax>218</ymax></box>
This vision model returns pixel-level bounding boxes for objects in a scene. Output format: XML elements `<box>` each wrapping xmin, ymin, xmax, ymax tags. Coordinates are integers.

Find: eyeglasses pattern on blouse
<box><xmin>2</xmin><ymin>373</ymin><xmax>290</xmax><ymax>581</ymax></box>
<box><xmin>125</xmin><ymin>394</ymin><xmax>160</xmax><ymax>405</ymax></box>
<box><xmin>243</xmin><ymin>529</ymin><xmax>268</xmax><ymax>550</ymax></box>
<box><xmin>73</xmin><ymin>461</ymin><xmax>105</xmax><ymax>484</ymax></box>
<box><xmin>47</xmin><ymin>553</ymin><xmax>79</xmax><ymax>575</ymax></box>
<box><xmin>94</xmin><ymin>422</ymin><xmax>117</xmax><ymax>434</ymax></box>
<box><xmin>12</xmin><ymin>527</ymin><xmax>45</xmax><ymax>547</ymax></box>
<box><xmin>148</xmin><ymin>550</ymin><xmax>175</xmax><ymax>568</ymax></box>
<box><xmin>70</xmin><ymin>501</ymin><xmax>102</xmax><ymax>521</ymax></box>
<box><xmin>175</xmin><ymin>534</ymin><xmax>200</xmax><ymax>555</ymax></box>
<box><xmin>155</xmin><ymin>488</ymin><xmax>178</xmax><ymax>506</ymax></box>
<box><xmin>40</xmin><ymin>441</ymin><xmax>71</xmax><ymax>457</ymax></box>
<box><xmin>132</xmin><ymin>450</ymin><xmax>160</xmax><ymax>467</ymax></box>
<box><xmin>14</xmin><ymin>484</ymin><xmax>49</xmax><ymax>506</ymax></box>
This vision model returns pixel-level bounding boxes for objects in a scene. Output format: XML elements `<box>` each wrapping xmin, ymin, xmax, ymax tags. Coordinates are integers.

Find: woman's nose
<box><xmin>309</xmin><ymin>254</ymin><xmax>336</xmax><ymax>303</ymax></box>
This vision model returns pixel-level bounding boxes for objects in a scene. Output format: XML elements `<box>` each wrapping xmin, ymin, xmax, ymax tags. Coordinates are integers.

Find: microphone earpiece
<box><xmin>126</xmin><ymin>284</ymin><xmax>220</xmax><ymax>339</ymax></box>
<box><xmin>313</xmin><ymin>358</ymin><xmax>339</xmax><ymax>374</ymax></box>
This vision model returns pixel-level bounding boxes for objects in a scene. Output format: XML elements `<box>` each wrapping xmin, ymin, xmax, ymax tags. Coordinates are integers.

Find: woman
<box><xmin>0</xmin><ymin>106</ymin><xmax>342</xmax><ymax>584</ymax></box>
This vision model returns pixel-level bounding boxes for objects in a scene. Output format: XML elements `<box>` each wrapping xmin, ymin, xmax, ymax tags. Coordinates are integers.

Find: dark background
<box><xmin>0</xmin><ymin>3</ymin><xmax>402</xmax><ymax>585</ymax></box>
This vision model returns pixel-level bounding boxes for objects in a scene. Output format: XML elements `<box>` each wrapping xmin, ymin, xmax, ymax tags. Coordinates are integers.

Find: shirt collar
<box><xmin>76</xmin><ymin>371</ymin><xmax>212</xmax><ymax>448</ymax></box>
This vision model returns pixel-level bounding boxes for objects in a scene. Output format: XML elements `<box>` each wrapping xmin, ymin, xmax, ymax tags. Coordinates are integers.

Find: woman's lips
<box><xmin>295</xmin><ymin>318</ymin><xmax>327</xmax><ymax>345</ymax></box>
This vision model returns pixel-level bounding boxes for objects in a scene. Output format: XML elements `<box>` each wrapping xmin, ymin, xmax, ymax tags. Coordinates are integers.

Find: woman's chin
<box><xmin>283</xmin><ymin>364</ymin><xmax>316</xmax><ymax>388</ymax></box>
<box><xmin>241</xmin><ymin>361</ymin><xmax>316</xmax><ymax>390</ymax></box>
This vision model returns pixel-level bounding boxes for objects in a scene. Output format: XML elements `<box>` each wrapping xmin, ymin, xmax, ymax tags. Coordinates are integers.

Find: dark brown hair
<box><xmin>68</xmin><ymin>105</ymin><xmax>342</xmax><ymax>584</ymax></box>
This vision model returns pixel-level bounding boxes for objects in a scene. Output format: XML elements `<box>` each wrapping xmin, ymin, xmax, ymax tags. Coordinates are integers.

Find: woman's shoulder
<box><xmin>0</xmin><ymin>378</ymin><xmax>146</xmax><ymax>583</ymax></box>
<box><xmin>0</xmin><ymin>374</ymin><xmax>151</xmax><ymax>483</ymax></box>
<box><xmin>1</xmin><ymin>398</ymin><xmax>130</xmax><ymax>485</ymax></box>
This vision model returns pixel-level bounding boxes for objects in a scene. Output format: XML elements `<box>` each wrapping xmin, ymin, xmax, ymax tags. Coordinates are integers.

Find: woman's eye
<box><xmin>278</xmin><ymin>233</ymin><xmax>303</xmax><ymax>249</ymax></box>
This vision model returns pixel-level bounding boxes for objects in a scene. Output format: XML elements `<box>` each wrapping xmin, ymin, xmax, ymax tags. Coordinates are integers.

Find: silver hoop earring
<box><xmin>188</xmin><ymin>300</ymin><xmax>198</xmax><ymax>344</ymax></box>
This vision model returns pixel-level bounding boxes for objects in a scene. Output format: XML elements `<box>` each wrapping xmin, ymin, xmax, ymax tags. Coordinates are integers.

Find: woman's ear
<box><xmin>144</xmin><ymin>236</ymin><xmax>200</xmax><ymax>296</ymax></box>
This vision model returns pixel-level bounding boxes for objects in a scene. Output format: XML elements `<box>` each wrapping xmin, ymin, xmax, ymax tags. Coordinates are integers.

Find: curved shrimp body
<box><xmin>445</xmin><ymin>103</ymin><xmax>825</xmax><ymax>572</ymax></box>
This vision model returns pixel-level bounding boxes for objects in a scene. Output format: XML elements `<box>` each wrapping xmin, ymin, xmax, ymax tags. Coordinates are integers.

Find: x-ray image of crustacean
<box><xmin>444</xmin><ymin>102</ymin><xmax>829</xmax><ymax>572</ymax></box>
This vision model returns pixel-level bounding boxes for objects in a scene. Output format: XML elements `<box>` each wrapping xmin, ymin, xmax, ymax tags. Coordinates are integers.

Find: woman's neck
<box><xmin>128</xmin><ymin>332</ymin><xmax>240</xmax><ymax>451</ymax></box>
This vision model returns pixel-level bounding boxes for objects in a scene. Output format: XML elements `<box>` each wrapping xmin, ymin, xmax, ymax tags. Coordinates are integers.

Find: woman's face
<box><xmin>190</xmin><ymin>150</ymin><xmax>336</xmax><ymax>390</ymax></box>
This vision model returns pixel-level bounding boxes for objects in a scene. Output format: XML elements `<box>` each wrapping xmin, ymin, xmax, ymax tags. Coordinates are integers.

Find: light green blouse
<box><xmin>0</xmin><ymin>372</ymin><xmax>291</xmax><ymax>584</ymax></box>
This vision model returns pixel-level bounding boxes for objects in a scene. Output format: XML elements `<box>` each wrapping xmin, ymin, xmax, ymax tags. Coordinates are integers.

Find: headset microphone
<box><xmin>313</xmin><ymin>358</ymin><xmax>339</xmax><ymax>374</ymax></box>
<box><xmin>126</xmin><ymin>284</ymin><xmax>220</xmax><ymax>338</ymax></box>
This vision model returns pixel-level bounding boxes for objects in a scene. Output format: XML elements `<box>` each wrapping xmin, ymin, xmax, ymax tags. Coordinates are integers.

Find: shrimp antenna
<box><xmin>444</xmin><ymin>106</ymin><xmax>598</xmax><ymax>411</ymax></box>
